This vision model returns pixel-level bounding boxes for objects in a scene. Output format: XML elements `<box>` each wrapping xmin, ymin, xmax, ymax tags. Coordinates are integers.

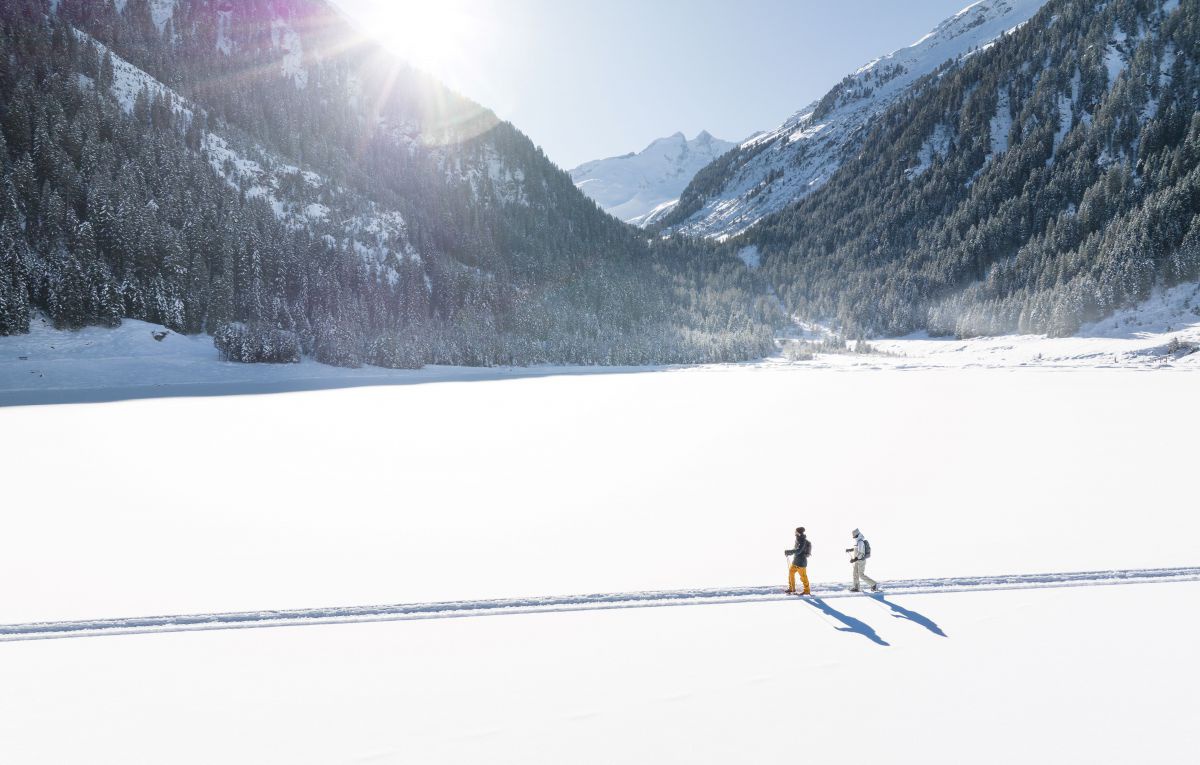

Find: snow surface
<box><xmin>2</xmin><ymin>314</ymin><xmax>1199</xmax><ymax>620</ymax></box>
<box><xmin>0</xmin><ymin>316</ymin><xmax>647</xmax><ymax>406</ymax></box>
<box><xmin>1049</xmin><ymin>89</ymin><xmax>1073</xmax><ymax>162</ymax></box>
<box><xmin>1</xmin><ymin>344</ymin><xmax>1198</xmax><ymax>761</ymax></box>
<box><xmin>569</xmin><ymin>131</ymin><xmax>735</xmax><ymax>226</ymax></box>
<box><xmin>109</xmin><ymin>0</ymin><xmax>172</xmax><ymax>29</ymax></box>
<box><xmin>989</xmin><ymin>86</ymin><xmax>1012</xmax><ymax>158</ymax></box>
<box><xmin>1105</xmin><ymin>38</ymin><xmax>1128</xmax><ymax>86</ymax></box>
<box><xmin>215</xmin><ymin>8</ymin><xmax>233</xmax><ymax>55</ymax></box>
<box><xmin>149</xmin><ymin>0</ymin><xmax>175</xmax><ymax>33</ymax></box>
<box><xmin>667</xmin><ymin>0</ymin><xmax>1051</xmax><ymax>239</ymax></box>
<box><xmin>2</xmin><ymin>283</ymin><xmax>1199</xmax><ymax>759</ymax></box>
<box><xmin>7</xmin><ymin>567</ymin><xmax>1196</xmax><ymax>641</ymax></box>
<box><xmin>1</xmin><ymin>581</ymin><xmax>1197</xmax><ymax>763</ymax></box>
<box><xmin>736</xmin><ymin>244</ymin><xmax>760</xmax><ymax>269</ymax></box>
<box><xmin>859</xmin><ymin>281</ymin><xmax>1200</xmax><ymax>370</ymax></box>
<box><xmin>271</xmin><ymin>16</ymin><xmax>308</xmax><ymax>89</ymax></box>
<box><xmin>908</xmin><ymin>122</ymin><xmax>953</xmax><ymax>178</ymax></box>
<box><xmin>78</xmin><ymin>29</ymin><xmax>192</xmax><ymax>119</ymax></box>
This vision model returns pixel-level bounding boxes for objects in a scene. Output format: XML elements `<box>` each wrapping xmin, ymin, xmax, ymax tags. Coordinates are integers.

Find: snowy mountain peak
<box><xmin>661</xmin><ymin>0</ymin><xmax>1051</xmax><ymax>239</ymax></box>
<box><xmin>570</xmin><ymin>131</ymin><xmax>736</xmax><ymax>226</ymax></box>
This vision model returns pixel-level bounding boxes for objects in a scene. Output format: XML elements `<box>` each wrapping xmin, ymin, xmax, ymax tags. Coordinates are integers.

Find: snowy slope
<box><xmin>68</xmin><ymin>16</ymin><xmax>417</xmax><ymax>268</ymax></box>
<box><xmin>569</xmin><ymin>131</ymin><xmax>735</xmax><ymax>225</ymax></box>
<box><xmin>664</xmin><ymin>0</ymin><xmax>1050</xmax><ymax>239</ymax></box>
<box><xmin>49</xmin><ymin>0</ymin><xmax>632</xmax><ymax>344</ymax></box>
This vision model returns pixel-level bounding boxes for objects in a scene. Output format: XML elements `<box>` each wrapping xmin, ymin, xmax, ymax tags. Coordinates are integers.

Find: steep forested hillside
<box><xmin>0</xmin><ymin>0</ymin><xmax>779</xmax><ymax>366</ymax></box>
<box><xmin>657</xmin><ymin>0</ymin><xmax>1051</xmax><ymax>239</ymax></box>
<box><xmin>744</xmin><ymin>0</ymin><xmax>1200</xmax><ymax>337</ymax></box>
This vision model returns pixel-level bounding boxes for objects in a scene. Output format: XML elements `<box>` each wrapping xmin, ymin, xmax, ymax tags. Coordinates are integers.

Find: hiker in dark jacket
<box><xmin>784</xmin><ymin>527</ymin><xmax>812</xmax><ymax>595</ymax></box>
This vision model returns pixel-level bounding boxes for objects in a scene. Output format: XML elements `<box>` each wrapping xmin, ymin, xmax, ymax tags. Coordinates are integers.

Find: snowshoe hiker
<box><xmin>784</xmin><ymin>527</ymin><xmax>812</xmax><ymax>595</ymax></box>
<box><xmin>845</xmin><ymin>528</ymin><xmax>879</xmax><ymax>592</ymax></box>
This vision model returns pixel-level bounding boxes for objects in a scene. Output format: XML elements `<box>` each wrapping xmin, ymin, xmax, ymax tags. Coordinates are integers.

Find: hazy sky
<box><xmin>333</xmin><ymin>0</ymin><xmax>974</xmax><ymax>170</ymax></box>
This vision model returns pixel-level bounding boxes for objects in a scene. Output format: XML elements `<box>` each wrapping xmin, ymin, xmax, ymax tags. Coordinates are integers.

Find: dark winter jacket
<box><xmin>785</xmin><ymin>535</ymin><xmax>811</xmax><ymax>568</ymax></box>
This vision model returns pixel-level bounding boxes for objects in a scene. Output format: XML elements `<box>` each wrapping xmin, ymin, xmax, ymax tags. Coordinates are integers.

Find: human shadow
<box><xmin>801</xmin><ymin>597</ymin><xmax>889</xmax><ymax>646</ymax></box>
<box><xmin>868</xmin><ymin>593</ymin><xmax>947</xmax><ymax>637</ymax></box>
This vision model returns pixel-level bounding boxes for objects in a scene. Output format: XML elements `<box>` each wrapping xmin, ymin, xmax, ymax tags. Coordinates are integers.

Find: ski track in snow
<box><xmin>4</xmin><ymin>567</ymin><xmax>1197</xmax><ymax>642</ymax></box>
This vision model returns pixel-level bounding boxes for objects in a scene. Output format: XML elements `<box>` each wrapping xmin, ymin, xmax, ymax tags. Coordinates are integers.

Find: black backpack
<box><xmin>861</xmin><ymin>538</ymin><xmax>871</xmax><ymax>559</ymax></box>
<box><xmin>803</xmin><ymin>538</ymin><xmax>812</xmax><ymax>557</ymax></box>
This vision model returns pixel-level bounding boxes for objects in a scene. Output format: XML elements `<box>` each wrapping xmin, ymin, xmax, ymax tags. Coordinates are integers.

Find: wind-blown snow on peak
<box><xmin>660</xmin><ymin>0</ymin><xmax>1050</xmax><ymax>239</ymax></box>
<box><xmin>569</xmin><ymin>131</ymin><xmax>736</xmax><ymax>226</ymax></box>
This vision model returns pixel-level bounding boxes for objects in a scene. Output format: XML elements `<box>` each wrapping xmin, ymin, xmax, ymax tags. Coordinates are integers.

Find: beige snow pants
<box><xmin>853</xmin><ymin>559</ymin><xmax>877</xmax><ymax>590</ymax></box>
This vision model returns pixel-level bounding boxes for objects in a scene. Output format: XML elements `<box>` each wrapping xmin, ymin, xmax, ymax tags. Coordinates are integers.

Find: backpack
<box><xmin>803</xmin><ymin>539</ymin><xmax>812</xmax><ymax>557</ymax></box>
<box><xmin>861</xmin><ymin>538</ymin><xmax>871</xmax><ymax>559</ymax></box>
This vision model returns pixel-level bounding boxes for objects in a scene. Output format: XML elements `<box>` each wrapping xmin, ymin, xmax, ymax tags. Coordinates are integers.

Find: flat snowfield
<box><xmin>3</xmin><ymin>581</ymin><xmax>1197</xmax><ymax>764</ymax></box>
<box><xmin>1</xmin><ymin>364</ymin><xmax>1198</xmax><ymax>762</ymax></box>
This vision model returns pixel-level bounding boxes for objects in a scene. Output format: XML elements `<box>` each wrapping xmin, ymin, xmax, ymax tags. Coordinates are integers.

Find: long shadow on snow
<box><xmin>867</xmin><ymin>593</ymin><xmax>947</xmax><ymax>637</ymax></box>
<box><xmin>801</xmin><ymin>597</ymin><xmax>889</xmax><ymax>646</ymax></box>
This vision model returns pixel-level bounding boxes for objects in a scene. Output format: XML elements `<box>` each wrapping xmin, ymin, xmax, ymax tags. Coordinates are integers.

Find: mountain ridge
<box><xmin>0</xmin><ymin>0</ymin><xmax>779</xmax><ymax>366</ymax></box>
<box><xmin>569</xmin><ymin>130</ymin><xmax>736</xmax><ymax>226</ymax></box>
<box><xmin>742</xmin><ymin>0</ymin><xmax>1200</xmax><ymax>338</ymax></box>
<box><xmin>657</xmin><ymin>0</ymin><xmax>1052</xmax><ymax>239</ymax></box>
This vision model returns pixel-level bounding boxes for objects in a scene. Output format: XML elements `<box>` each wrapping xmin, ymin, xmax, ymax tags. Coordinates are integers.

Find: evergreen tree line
<box><xmin>740</xmin><ymin>0</ymin><xmax>1200</xmax><ymax>338</ymax></box>
<box><xmin>0</xmin><ymin>0</ymin><xmax>780</xmax><ymax>366</ymax></box>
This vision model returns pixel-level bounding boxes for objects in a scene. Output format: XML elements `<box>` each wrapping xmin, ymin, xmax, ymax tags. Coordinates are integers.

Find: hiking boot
<box><xmin>848</xmin><ymin>587</ymin><xmax>860</xmax><ymax>593</ymax></box>
<box><xmin>871</xmin><ymin>585</ymin><xmax>880</xmax><ymax>593</ymax></box>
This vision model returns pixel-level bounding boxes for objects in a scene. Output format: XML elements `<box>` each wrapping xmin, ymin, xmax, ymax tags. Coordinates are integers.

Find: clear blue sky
<box><xmin>333</xmin><ymin>0</ymin><xmax>974</xmax><ymax>170</ymax></box>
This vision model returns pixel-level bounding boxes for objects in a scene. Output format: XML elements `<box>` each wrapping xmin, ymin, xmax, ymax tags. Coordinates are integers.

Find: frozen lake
<box><xmin>2</xmin><ymin>365</ymin><xmax>1198</xmax><ymax>763</ymax></box>
<box><xmin>2</xmin><ymin>366</ymin><xmax>1197</xmax><ymax>622</ymax></box>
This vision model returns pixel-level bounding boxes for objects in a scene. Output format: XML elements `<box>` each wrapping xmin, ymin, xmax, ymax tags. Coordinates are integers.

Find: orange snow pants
<box><xmin>789</xmin><ymin>565</ymin><xmax>810</xmax><ymax>594</ymax></box>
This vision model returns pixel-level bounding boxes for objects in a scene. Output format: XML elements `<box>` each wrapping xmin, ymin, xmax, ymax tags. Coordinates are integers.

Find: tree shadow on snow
<box><xmin>867</xmin><ymin>593</ymin><xmax>948</xmax><ymax>638</ymax></box>
<box><xmin>801</xmin><ymin>597</ymin><xmax>889</xmax><ymax>646</ymax></box>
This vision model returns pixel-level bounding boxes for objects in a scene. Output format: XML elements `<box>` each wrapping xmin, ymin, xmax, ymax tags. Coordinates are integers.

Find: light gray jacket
<box><xmin>851</xmin><ymin>535</ymin><xmax>870</xmax><ymax>563</ymax></box>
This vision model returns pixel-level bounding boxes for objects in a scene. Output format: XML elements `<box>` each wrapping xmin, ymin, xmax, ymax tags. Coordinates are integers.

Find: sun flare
<box><xmin>367</xmin><ymin>0</ymin><xmax>481</xmax><ymax>74</ymax></box>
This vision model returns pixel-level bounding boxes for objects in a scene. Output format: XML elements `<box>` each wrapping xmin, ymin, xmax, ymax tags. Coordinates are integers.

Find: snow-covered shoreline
<box><xmin>4</xmin><ymin>284</ymin><xmax>1199</xmax><ymax>406</ymax></box>
<box><xmin>0</xmin><ymin>316</ymin><xmax>673</xmax><ymax>407</ymax></box>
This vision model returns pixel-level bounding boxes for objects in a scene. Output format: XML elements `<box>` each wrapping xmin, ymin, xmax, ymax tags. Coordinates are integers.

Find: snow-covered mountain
<box><xmin>569</xmin><ymin>131</ymin><xmax>736</xmax><ymax>226</ymax></box>
<box><xmin>658</xmin><ymin>0</ymin><xmax>1050</xmax><ymax>238</ymax></box>
<box><xmin>0</xmin><ymin>0</ymin><xmax>776</xmax><ymax>366</ymax></box>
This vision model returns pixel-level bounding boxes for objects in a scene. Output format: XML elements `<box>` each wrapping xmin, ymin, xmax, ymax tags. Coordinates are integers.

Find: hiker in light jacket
<box><xmin>784</xmin><ymin>527</ymin><xmax>812</xmax><ymax>595</ymax></box>
<box><xmin>845</xmin><ymin>528</ymin><xmax>879</xmax><ymax>592</ymax></box>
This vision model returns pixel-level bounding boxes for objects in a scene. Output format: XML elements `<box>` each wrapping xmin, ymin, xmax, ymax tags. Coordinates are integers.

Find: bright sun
<box><xmin>368</xmin><ymin>0</ymin><xmax>482</xmax><ymax>74</ymax></box>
